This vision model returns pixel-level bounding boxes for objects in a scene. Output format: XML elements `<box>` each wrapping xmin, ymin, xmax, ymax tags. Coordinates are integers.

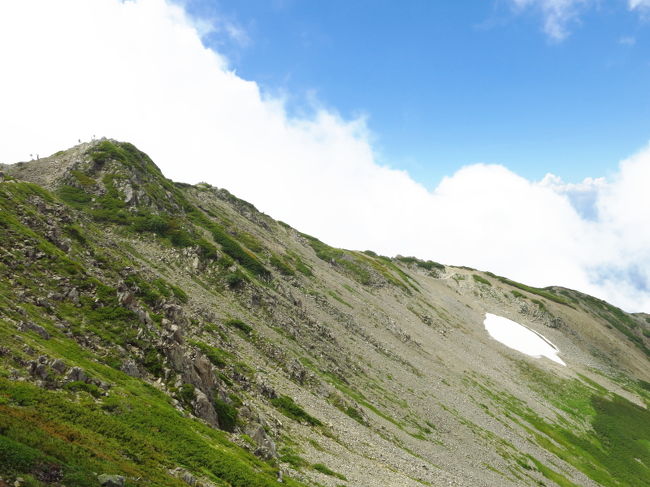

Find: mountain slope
<box><xmin>0</xmin><ymin>140</ymin><xmax>649</xmax><ymax>487</ymax></box>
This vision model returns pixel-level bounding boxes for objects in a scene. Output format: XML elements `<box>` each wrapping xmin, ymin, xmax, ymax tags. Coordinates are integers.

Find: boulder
<box><xmin>66</xmin><ymin>367</ymin><xmax>88</xmax><ymax>383</ymax></box>
<box><xmin>50</xmin><ymin>359</ymin><xmax>67</xmax><ymax>374</ymax></box>
<box><xmin>97</xmin><ymin>474</ymin><xmax>125</xmax><ymax>487</ymax></box>
<box><xmin>17</xmin><ymin>321</ymin><xmax>50</xmax><ymax>340</ymax></box>
<box><xmin>120</xmin><ymin>359</ymin><xmax>142</xmax><ymax>378</ymax></box>
<box><xmin>193</xmin><ymin>390</ymin><xmax>219</xmax><ymax>427</ymax></box>
<box><xmin>246</xmin><ymin>423</ymin><xmax>277</xmax><ymax>459</ymax></box>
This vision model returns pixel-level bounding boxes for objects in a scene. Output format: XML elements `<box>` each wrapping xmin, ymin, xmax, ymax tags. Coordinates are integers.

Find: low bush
<box><xmin>214</xmin><ymin>398</ymin><xmax>238</xmax><ymax>432</ymax></box>
<box><xmin>271</xmin><ymin>396</ymin><xmax>322</xmax><ymax>426</ymax></box>
<box><xmin>312</xmin><ymin>463</ymin><xmax>347</xmax><ymax>480</ymax></box>
<box><xmin>472</xmin><ymin>274</ymin><xmax>492</xmax><ymax>286</ymax></box>
<box><xmin>224</xmin><ymin>319</ymin><xmax>252</xmax><ymax>335</ymax></box>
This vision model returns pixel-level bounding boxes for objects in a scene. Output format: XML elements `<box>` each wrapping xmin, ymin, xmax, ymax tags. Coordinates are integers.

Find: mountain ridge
<box><xmin>0</xmin><ymin>140</ymin><xmax>649</xmax><ymax>487</ymax></box>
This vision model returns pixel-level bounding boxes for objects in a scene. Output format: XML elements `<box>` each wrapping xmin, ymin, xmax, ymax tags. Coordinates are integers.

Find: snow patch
<box><xmin>484</xmin><ymin>313</ymin><xmax>566</xmax><ymax>366</ymax></box>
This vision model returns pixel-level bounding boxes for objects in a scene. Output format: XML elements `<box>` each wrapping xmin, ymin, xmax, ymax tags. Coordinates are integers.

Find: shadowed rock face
<box><xmin>0</xmin><ymin>140</ymin><xmax>649</xmax><ymax>487</ymax></box>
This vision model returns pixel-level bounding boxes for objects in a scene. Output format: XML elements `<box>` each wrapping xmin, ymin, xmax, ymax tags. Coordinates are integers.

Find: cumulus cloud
<box><xmin>509</xmin><ymin>0</ymin><xmax>591</xmax><ymax>41</ymax></box>
<box><xmin>1</xmin><ymin>0</ymin><xmax>650</xmax><ymax>311</ymax></box>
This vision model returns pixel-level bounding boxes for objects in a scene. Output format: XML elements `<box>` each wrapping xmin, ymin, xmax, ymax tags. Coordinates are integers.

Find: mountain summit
<box><xmin>0</xmin><ymin>140</ymin><xmax>649</xmax><ymax>487</ymax></box>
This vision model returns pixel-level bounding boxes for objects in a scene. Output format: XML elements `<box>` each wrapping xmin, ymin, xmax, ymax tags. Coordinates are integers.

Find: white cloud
<box><xmin>509</xmin><ymin>0</ymin><xmax>591</xmax><ymax>41</ymax></box>
<box><xmin>619</xmin><ymin>35</ymin><xmax>636</xmax><ymax>45</ymax></box>
<box><xmin>1</xmin><ymin>0</ymin><xmax>650</xmax><ymax>311</ymax></box>
<box><xmin>629</xmin><ymin>0</ymin><xmax>650</xmax><ymax>10</ymax></box>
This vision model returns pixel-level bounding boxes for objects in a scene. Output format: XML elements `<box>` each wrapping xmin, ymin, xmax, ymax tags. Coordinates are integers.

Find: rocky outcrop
<box><xmin>193</xmin><ymin>389</ymin><xmax>219</xmax><ymax>427</ymax></box>
<box><xmin>97</xmin><ymin>474</ymin><xmax>125</xmax><ymax>487</ymax></box>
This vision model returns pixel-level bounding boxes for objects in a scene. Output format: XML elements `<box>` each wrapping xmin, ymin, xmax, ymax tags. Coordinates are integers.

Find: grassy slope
<box><xmin>1</xmin><ymin>141</ymin><xmax>649</xmax><ymax>487</ymax></box>
<box><xmin>0</xmin><ymin>180</ymin><xmax>303</xmax><ymax>487</ymax></box>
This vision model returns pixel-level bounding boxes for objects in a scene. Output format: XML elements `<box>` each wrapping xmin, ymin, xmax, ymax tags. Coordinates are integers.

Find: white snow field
<box><xmin>483</xmin><ymin>313</ymin><xmax>566</xmax><ymax>366</ymax></box>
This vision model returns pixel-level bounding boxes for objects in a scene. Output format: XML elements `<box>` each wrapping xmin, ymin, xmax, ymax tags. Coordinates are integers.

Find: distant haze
<box><xmin>1</xmin><ymin>0</ymin><xmax>649</xmax><ymax>311</ymax></box>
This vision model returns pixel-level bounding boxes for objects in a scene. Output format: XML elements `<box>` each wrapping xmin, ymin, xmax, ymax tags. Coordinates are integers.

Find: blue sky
<box><xmin>184</xmin><ymin>0</ymin><xmax>650</xmax><ymax>187</ymax></box>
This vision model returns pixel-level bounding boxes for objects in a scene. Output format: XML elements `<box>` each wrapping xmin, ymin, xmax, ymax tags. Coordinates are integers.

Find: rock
<box><xmin>193</xmin><ymin>390</ymin><xmax>219</xmax><ymax>427</ymax></box>
<box><xmin>28</xmin><ymin>361</ymin><xmax>48</xmax><ymax>380</ymax></box>
<box><xmin>181</xmin><ymin>471</ymin><xmax>197</xmax><ymax>486</ymax></box>
<box><xmin>117</xmin><ymin>291</ymin><xmax>137</xmax><ymax>308</ymax></box>
<box><xmin>163</xmin><ymin>303</ymin><xmax>188</xmax><ymax>326</ymax></box>
<box><xmin>17</xmin><ymin>321</ymin><xmax>50</xmax><ymax>340</ymax></box>
<box><xmin>258</xmin><ymin>381</ymin><xmax>277</xmax><ymax>399</ymax></box>
<box><xmin>120</xmin><ymin>359</ymin><xmax>142</xmax><ymax>378</ymax></box>
<box><xmin>50</xmin><ymin>359</ymin><xmax>67</xmax><ymax>374</ymax></box>
<box><xmin>134</xmin><ymin>308</ymin><xmax>153</xmax><ymax>326</ymax></box>
<box><xmin>170</xmin><ymin>468</ymin><xmax>199</xmax><ymax>487</ymax></box>
<box><xmin>97</xmin><ymin>474</ymin><xmax>125</xmax><ymax>487</ymax></box>
<box><xmin>287</xmin><ymin>360</ymin><xmax>309</xmax><ymax>385</ymax></box>
<box><xmin>246</xmin><ymin>423</ymin><xmax>277</xmax><ymax>459</ymax></box>
<box><xmin>165</xmin><ymin>324</ymin><xmax>183</xmax><ymax>344</ymax></box>
<box><xmin>66</xmin><ymin>366</ymin><xmax>88</xmax><ymax>383</ymax></box>
<box><xmin>193</xmin><ymin>354</ymin><xmax>215</xmax><ymax>392</ymax></box>
<box><xmin>66</xmin><ymin>287</ymin><xmax>80</xmax><ymax>305</ymax></box>
<box><xmin>122</xmin><ymin>183</ymin><xmax>134</xmax><ymax>204</ymax></box>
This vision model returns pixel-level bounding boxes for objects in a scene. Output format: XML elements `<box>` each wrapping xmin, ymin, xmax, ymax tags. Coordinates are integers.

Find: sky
<box><xmin>183</xmin><ymin>0</ymin><xmax>650</xmax><ymax>186</ymax></box>
<box><xmin>0</xmin><ymin>0</ymin><xmax>650</xmax><ymax>312</ymax></box>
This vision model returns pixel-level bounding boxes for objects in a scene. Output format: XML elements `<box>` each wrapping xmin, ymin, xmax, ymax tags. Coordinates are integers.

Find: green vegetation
<box><xmin>270</xmin><ymin>254</ymin><xmax>295</xmax><ymax>276</ymax></box>
<box><xmin>301</xmin><ymin>233</ymin><xmax>372</xmax><ymax>285</ymax></box>
<box><xmin>496</xmin><ymin>276</ymin><xmax>573</xmax><ymax>307</ymax></box>
<box><xmin>472</xmin><ymin>274</ymin><xmax>492</xmax><ymax>286</ymax></box>
<box><xmin>271</xmin><ymin>396</ymin><xmax>322</xmax><ymax>427</ymax></box>
<box><xmin>327</xmin><ymin>290</ymin><xmax>353</xmax><ymax>308</ymax></box>
<box><xmin>63</xmin><ymin>381</ymin><xmax>102</xmax><ymax>398</ymax></box>
<box><xmin>395</xmin><ymin>256</ymin><xmax>445</xmax><ymax>272</ymax></box>
<box><xmin>287</xmin><ymin>253</ymin><xmax>313</xmax><ymax>277</ymax></box>
<box><xmin>343</xmin><ymin>406</ymin><xmax>365</xmax><ymax>424</ymax></box>
<box><xmin>193</xmin><ymin>213</ymin><xmax>269</xmax><ymax>278</ymax></box>
<box><xmin>469</xmin><ymin>366</ymin><xmax>650</xmax><ymax>487</ymax></box>
<box><xmin>214</xmin><ymin>398</ymin><xmax>238</xmax><ymax>433</ymax></box>
<box><xmin>0</xmin><ymin>377</ymin><xmax>302</xmax><ymax>487</ymax></box>
<box><xmin>279</xmin><ymin>448</ymin><xmax>308</xmax><ymax>469</ymax></box>
<box><xmin>224</xmin><ymin>319</ymin><xmax>253</xmax><ymax>335</ymax></box>
<box><xmin>580</xmin><ymin>294</ymin><xmax>650</xmax><ymax>357</ymax></box>
<box><xmin>191</xmin><ymin>340</ymin><xmax>232</xmax><ymax>368</ymax></box>
<box><xmin>312</xmin><ymin>463</ymin><xmax>347</xmax><ymax>480</ymax></box>
<box><xmin>178</xmin><ymin>383</ymin><xmax>196</xmax><ymax>405</ymax></box>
